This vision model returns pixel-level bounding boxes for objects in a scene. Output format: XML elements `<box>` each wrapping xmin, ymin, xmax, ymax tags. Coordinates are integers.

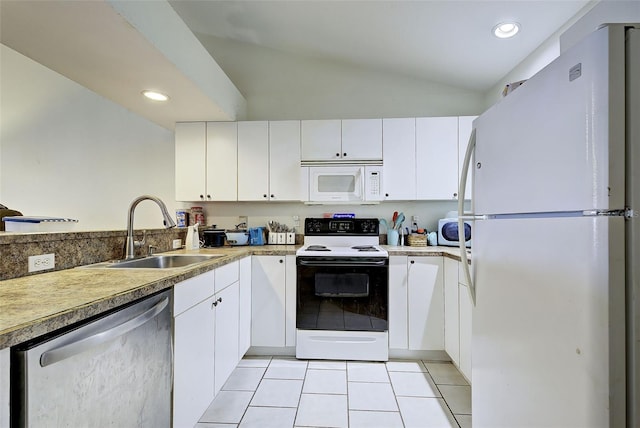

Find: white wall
<box><xmin>0</xmin><ymin>44</ymin><xmax>177</xmax><ymax>231</ymax></box>
<box><xmin>483</xmin><ymin>1</ymin><xmax>599</xmax><ymax>107</ymax></box>
<box><xmin>195</xmin><ymin>34</ymin><xmax>487</xmax><ymax>120</ymax></box>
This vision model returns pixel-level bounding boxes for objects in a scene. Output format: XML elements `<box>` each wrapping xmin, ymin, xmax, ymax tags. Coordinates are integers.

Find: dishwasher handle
<box><xmin>40</xmin><ymin>296</ymin><xmax>169</xmax><ymax>367</ymax></box>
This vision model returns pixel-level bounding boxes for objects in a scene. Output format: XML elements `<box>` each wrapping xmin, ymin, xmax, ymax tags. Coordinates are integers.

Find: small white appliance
<box><xmin>296</xmin><ymin>217</ymin><xmax>389</xmax><ymax>361</ymax></box>
<box><xmin>437</xmin><ymin>218</ymin><xmax>471</xmax><ymax>247</ymax></box>
<box><xmin>306</xmin><ymin>165</ymin><xmax>383</xmax><ymax>203</ymax></box>
<box><xmin>458</xmin><ymin>24</ymin><xmax>639</xmax><ymax>427</ymax></box>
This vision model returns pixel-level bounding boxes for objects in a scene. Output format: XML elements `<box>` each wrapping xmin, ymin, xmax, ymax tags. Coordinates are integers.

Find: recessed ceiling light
<box><xmin>142</xmin><ymin>90</ymin><xmax>169</xmax><ymax>101</ymax></box>
<box><xmin>493</xmin><ymin>22</ymin><xmax>520</xmax><ymax>39</ymax></box>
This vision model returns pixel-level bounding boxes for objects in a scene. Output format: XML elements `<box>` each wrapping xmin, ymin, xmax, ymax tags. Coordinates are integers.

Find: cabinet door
<box><xmin>206</xmin><ymin>122</ymin><xmax>238</xmax><ymax>201</ymax></box>
<box><xmin>416</xmin><ymin>117</ymin><xmax>459</xmax><ymax>200</ymax></box>
<box><xmin>175</xmin><ymin>122</ymin><xmax>207</xmax><ymax>201</ymax></box>
<box><xmin>444</xmin><ymin>258</ymin><xmax>460</xmax><ymax>365</ymax></box>
<box><xmin>301</xmin><ymin>119</ymin><xmax>341</xmax><ymax>161</ymax></box>
<box><xmin>459</xmin><ymin>278</ymin><xmax>473</xmax><ymax>382</ymax></box>
<box><xmin>382</xmin><ymin>118</ymin><xmax>416</xmax><ymax>200</ymax></box>
<box><xmin>173</xmin><ymin>296</ymin><xmax>215</xmax><ymax>428</ymax></box>
<box><xmin>407</xmin><ymin>257</ymin><xmax>444</xmax><ymax>350</ymax></box>
<box><xmin>214</xmin><ymin>282</ymin><xmax>240</xmax><ymax>395</ymax></box>
<box><xmin>388</xmin><ymin>256</ymin><xmax>409</xmax><ymax>349</ymax></box>
<box><xmin>251</xmin><ymin>256</ymin><xmax>286</xmax><ymax>347</ymax></box>
<box><xmin>270</xmin><ymin>120</ymin><xmax>302</xmax><ymax>201</ymax></box>
<box><xmin>239</xmin><ymin>257</ymin><xmax>252</xmax><ymax>358</ymax></box>
<box><xmin>0</xmin><ymin>348</ymin><xmax>8</xmax><ymax>428</ymax></box>
<box><xmin>341</xmin><ymin>119</ymin><xmax>382</xmax><ymax>160</ymax></box>
<box><xmin>458</xmin><ymin>116</ymin><xmax>477</xmax><ymax>201</ymax></box>
<box><xmin>238</xmin><ymin>121</ymin><xmax>270</xmax><ymax>201</ymax></box>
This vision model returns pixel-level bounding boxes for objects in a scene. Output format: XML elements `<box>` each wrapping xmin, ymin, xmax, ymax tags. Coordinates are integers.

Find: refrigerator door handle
<box><xmin>39</xmin><ymin>296</ymin><xmax>169</xmax><ymax>367</ymax></box>
<box><xmin>458</xmin><ymin>127</ymin><xmax>476</xmax><ymax>305</ymax></box>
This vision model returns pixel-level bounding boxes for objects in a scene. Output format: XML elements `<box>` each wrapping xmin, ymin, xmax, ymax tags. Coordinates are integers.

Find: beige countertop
<box><xmin>0</xmin><ymin>245</ymin><xmax>467</xmax><ymax>349</ymax></box>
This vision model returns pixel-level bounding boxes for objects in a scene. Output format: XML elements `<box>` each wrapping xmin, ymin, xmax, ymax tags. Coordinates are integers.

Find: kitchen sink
<box><xmin>83</xmin><ymin>254</ymin><xmax>223</xmax><ymax>269</ymax></box>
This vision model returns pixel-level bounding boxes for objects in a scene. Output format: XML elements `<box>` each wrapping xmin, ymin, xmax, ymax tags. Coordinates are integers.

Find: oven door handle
<box><xmin>298</xmin><ymin>259</ymin><xmax>387</xmax><ymax>267</ymax></box>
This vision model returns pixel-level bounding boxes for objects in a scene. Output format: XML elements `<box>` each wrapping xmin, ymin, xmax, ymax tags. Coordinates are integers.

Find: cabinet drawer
<box><xmin>173</xmin><ymin>271</ymin><xmax>215</xmax><ymax>317</ymax></box>
<box><xmin>215</xmin><ymin>261</ymin><xmax>240</xmax><ymax>293</ymax></box>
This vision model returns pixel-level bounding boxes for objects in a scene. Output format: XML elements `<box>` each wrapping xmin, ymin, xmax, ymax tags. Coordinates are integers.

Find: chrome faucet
<box><xmin>124</xmin><ymin>195</ymin><xmax>176</xmax><ymax>259</ymax></box>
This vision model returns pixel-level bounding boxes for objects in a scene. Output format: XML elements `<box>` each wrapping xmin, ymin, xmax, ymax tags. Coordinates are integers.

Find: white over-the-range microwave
<box><xmin>302</xmin><ymin>165</ymin><xmax>383</xmax><ymax>203</ymax></box>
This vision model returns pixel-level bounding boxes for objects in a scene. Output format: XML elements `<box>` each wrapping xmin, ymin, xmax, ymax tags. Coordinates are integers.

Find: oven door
<box><xmin>296</xmin><ymin>256</ymin><xmax>389</xmax><ymax>332</ymax></box>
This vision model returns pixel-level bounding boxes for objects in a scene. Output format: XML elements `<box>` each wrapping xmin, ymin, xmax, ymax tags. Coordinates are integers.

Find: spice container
<box><xmin>190</xmin><ymin>206</ymin><xmax>205</xmax><ymax>226</ymax></box>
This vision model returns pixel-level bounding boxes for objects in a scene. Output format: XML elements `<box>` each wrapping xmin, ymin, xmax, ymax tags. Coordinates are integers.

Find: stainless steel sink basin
<box><xmin>83</xmin><ymin>254</ymin><xmax>222</xmax><ymax>269</ymax></box>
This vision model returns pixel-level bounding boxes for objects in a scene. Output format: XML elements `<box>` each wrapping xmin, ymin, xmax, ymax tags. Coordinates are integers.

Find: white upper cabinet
<box><xmin>175</xmin><ymin>122</ymin><xmax>207</xmax><ymax>202</ymax></box>
<box><xmin>301</xmin><ymin>119</ymin><xmax>382</xmax><ymax>161</ymax></box>
<box><xmin>269</xmin><ymin>121</ymin><xmax>303</xmax><ymax>201</ymax></box>
<box><xmin>301</xmin><ymin>119</ymin><xmax>342</xmax><ymax>161</ymax></box>
<box><xmin>207</xmin><ymin>122</ymin><xmax>238</xmax><ymax>201</ymax></box>
<box><xmin>237</xmin><ymin>121</ymin><xmax>270</xmax><ymax>201</ymax></box>
<box><xmin>237</xmin><ymin>121</ymin><xmax>303</xmax><ymax>201</ymax></box>
<box><xmin>416</xmin><ymin>117</ymin><xmax>459</xmax><ymax>200</ymax></box>
<box><xmin>341</xmin><ymin>119</ymin><xmax>383</xmax><ymax>161</ymax></box>
<box><xmin>175</xmin><ymin>121</ymin><xmax>238</xmax><ymax>202</ymax></box>
<box><xmin>458</xmin><ymin>116</ymin><xmax>477</xmax><ymax>201</ymax></box>
<box><xmin>382</xmin><ymin>118</ymin><xmax>416</xmax><ymax>200</ymax></box>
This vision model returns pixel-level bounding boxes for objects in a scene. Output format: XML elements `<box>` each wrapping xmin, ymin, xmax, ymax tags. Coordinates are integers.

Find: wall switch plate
<box><xmin>28</xmin><ymin>253</ymin><xmax>55</xmax><ymax>272</ymax></box>
<box><xmin>172</xmin><ymin>239</ymin><xmax>182</xmax><ymax>249</ymax></box>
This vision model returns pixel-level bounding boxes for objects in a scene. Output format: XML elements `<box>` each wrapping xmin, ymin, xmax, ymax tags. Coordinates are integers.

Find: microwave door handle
<box><xmin>358</xmin><ymin>168</ymin><xmax>364</xmax><ymax>198</ymax></box>
<box><xmin>458</xmin><ymin>127</ymin><xmax>476</xmax><ymax>306</ymax></box>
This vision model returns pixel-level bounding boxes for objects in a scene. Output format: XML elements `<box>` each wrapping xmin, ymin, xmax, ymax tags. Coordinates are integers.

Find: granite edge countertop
<box><xmin>0</xmin><ymin>245</ymin><xmax>467</xmax><ymax>349</ymax></box>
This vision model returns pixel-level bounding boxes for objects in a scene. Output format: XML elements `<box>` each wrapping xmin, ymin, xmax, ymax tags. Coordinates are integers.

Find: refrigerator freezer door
<box><xmin>472</xmin><ymin>215</ymin><xmax>625</xmax><ymax>427</ymax></box>
<box><xmin>473</xmin><ymin>25</ymin><xmax>625</xmax><ymax>215</ymax></box>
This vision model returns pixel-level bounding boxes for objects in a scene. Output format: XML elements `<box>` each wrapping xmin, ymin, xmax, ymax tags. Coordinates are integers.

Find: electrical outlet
<box><xmin>172</xmin><ymin>239</ymin><xmax>182</xmax><ymax>249</ymax></box>
<box><xmin>28</xmin><ymin>253</ymin><xmax>55</xmax><ymax>272</ymax></box>
<box><xmin>293</xmin><ymin>215</ymin><xmax>300</xmax><ymax>228</ymax></box>
<box><xmin>412</xmin><ymin>215</ymin><xmax>419</xmax><ymax>223</ymax></box>
<box><xmin>238</xmin><ymin>216</ymin><xmax>248</xmax><ymax>227</ymax></box>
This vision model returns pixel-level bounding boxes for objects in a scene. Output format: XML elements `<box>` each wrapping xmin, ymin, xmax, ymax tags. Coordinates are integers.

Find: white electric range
<box><xmin>295</xmin><ymin>218</ymin><xmax>389</xmax><ymax>361</ymax></box>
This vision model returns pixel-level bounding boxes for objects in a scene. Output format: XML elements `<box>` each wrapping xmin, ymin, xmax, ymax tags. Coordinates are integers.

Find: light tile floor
<box><xmin>196</xmin><ymin>357</ymin><xmax>471</xmax><ymax>428</ymax></box>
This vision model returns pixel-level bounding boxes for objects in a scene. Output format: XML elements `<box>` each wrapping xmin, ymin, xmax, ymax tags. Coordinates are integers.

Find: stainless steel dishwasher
<box><xmin>11</xmin><ymin>290</ymin><xmax>172</xmax><ymax>427</ymax></box>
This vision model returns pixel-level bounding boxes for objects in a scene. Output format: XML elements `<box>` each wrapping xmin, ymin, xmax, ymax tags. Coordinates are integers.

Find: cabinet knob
<box><xmin>385</xmin><ymin>193</ymin><xmax>389</xmax><ymax>197</ymax></box>
<box><xmin>410</xmin><ymin>260</ymin><xmax>415</xmax><ymax>264</ymax></box>
<box><xmin>343</xmin><ymin>153</ymin><xmax>347</xmax><ymax>157</ymax></box>
<box><xmin>336</xmin><ymin>153</ymin><xmax>340</xmax><ymax>157</ymax></box>
<box><xmin>200</xmin><ymin>194</ymin><xmax>204</xmax><ymax>199</ymax></box>
<box><xmin>207</xmin><ymin>194</ymin><xmax>211</xmax><ymax>199</ymax></box>
<box><xmin>279</xmin><ymin>259</ymin><xmax>284</xmax><ymax>263</ymax></box>
<box><xmin>263</xmin><ymin>194</ymin><xmax>268</xmax><ymax>198</ymax></box>
<box><xmin>270</xmin><ymin>194</ymin><xmax>274</xmax><ymax>198</ymax></box>
<box><xmin>453</xmin><ymin>193</ymin><xmax>458</xmax><ymax>198</ymax></box>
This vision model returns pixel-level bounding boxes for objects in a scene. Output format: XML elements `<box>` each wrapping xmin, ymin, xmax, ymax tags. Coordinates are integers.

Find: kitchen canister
<box><xmin>190</xmin><ymin>206</ymin><xmax>205</xmax><ymax>227</ymax></box>
<box><xmin>176</xmin><ymin>209</ymin><xmax>188</xmax><ymax>228</ymax></box>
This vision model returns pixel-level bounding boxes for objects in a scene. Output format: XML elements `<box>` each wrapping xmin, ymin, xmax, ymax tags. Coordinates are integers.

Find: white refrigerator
<box><xmin>459</xmin><ymin>24</ymin><xmax>639</xmax><ymax>427</ymax></box>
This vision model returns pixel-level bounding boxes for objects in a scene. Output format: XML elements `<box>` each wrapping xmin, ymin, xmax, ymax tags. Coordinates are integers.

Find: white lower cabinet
<box><xmin>173</xmin><ymin>271</ymin><xmax>216</xmax><ymax>428</ymax></box>
<box><xmin>251</xmin><ymin>255</ymin><xmax>296</xmax><ymax>348</ymax></box>
<box><xmin>458</xmin><ymin>262</ymin><xmax>473</xmax><ymax>381</ymax></box>
<box><xmin>444</xmin><ymin>257</ymin><xmax>460</xmax><ymax>364</ymax></box>
<box><xmin>388</xmin><ymin>256</ymin><xmax>444</xmax><ymax>351</ymax></box>
<box><xmin>214</xmin><ymin>282</ymin><xmax>240</xmax><ymax>395</ymax></box>
<box><xmin>173</xmin><ymin>262</ymin><xmax>242</xmax><ymax>428</ymax></box>
<box><xmin>1</xmin><ymin>347</ymin><xmax>9</xmax><ymax>428</ymax></box>
<box><xmin>443</xmin><ymin>259</ymin><xmax>473</xmax><ymax>383</ymax></box>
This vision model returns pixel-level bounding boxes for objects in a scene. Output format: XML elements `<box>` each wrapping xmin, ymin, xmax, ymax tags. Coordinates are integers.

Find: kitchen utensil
<box><xmin>392</xmin><ymin>211</ymin><xmax>398</xmax><ymax>227</ymax></box>
<box><xmin>380</xmin><ymin>219</ymin><xmax>388</xmax><ymax>229</ymax></box>
<box><xmin>394</xmin><ymin>213</ymin><xmax>405</xmax><ymax>229</ymax></box>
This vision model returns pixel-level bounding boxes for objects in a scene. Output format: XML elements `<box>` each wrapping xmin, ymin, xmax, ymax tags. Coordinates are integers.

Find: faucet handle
<box><xmin>134</xmin><ymin>230</ymin><xmax>147</xmax><ymax>248</ymax></box>
<box><xmin>147</xmin><ymin>245</ymin><xmax>156</xmax><ymax>256</ymax></box>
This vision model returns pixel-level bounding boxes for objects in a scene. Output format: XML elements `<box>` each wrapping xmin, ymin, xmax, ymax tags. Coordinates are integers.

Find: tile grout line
<box><xmin>385</xmin><ymin>361</ymin><xmax>408</xmax><ymax>428</ymax></box>
<box><xmin>421</xmin><ymin>359</ymin><xmax>463</xmax><ymax>428</ymax></box>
